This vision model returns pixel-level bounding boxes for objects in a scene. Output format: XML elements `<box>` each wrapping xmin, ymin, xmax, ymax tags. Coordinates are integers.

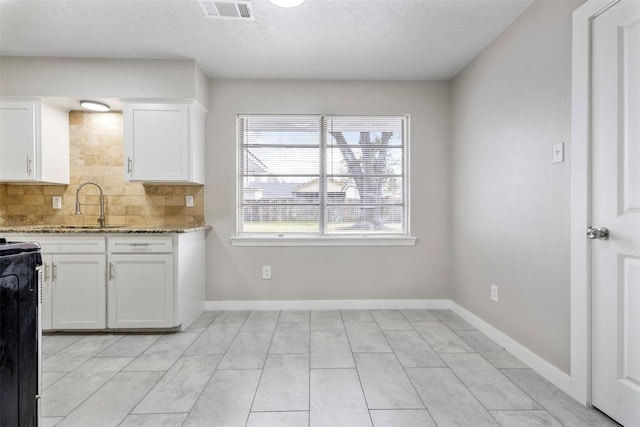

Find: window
<box><xmin>237</xmin><ymin>114</ymin><xmax>409</xmax><ymax>238</ymax></box>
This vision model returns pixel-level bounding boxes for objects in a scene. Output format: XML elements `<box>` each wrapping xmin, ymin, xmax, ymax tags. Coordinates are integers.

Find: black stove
<box><xmin>0</xmin><ymin>238</ymin><xmax>42</xmax><ymax>427</ymax></box>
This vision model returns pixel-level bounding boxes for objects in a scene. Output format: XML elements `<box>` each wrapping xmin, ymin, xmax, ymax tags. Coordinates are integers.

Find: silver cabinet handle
<box><xmin>129</xmin><ymin>243</ymin><xmax>151</xmax><ymax>247</ymax></box>
<box><xmin>587</xmin><ymin>227</ymin><xmax>609</xmax><ymax>240</ymax></box>
<box><xmin>44</xmin><ymin>263</ymin><xmax>49</xmax><ymax>281</ymax></box>
<box><xmin>27</xmin><ymin>156</ymin><xmax>32</xmax><ymax>176</ymax></box>
<box><xmin>127</xmin><ymin>157</ymin><xmax>133</xmax><ymax>175</ymax></box>
<box><xmin>52</xmin><ymin>263</ymin><xmax>57</xmax><ymax>281</ymax></box>
<box><xmin>108</xmin><ymin>262</ymin><xmax>115</xmax><ymax>281</ymax></box>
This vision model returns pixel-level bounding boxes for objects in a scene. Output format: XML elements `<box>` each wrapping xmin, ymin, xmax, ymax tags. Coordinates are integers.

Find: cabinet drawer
<box><xmin>7</xmin><ymin>235</ymin><xmax>105</xmax><ymax>253</ymax></box>
<box><xmin>108</xmin><ymin>235</ymin><xmax>173</xmax><ymax>253</ymax></box>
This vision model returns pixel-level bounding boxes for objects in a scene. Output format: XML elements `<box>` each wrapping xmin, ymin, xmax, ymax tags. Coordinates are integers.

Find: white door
<box><xmin>591</xmin><ymin>1</ymin><xmax>640</xmax><ymax>426</ymax></box>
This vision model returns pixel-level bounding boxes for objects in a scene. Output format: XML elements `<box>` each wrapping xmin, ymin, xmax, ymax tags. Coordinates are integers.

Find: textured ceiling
<box><xmin>0</xmin><ymin>0</ymin><xmax>533</xmax><ymax>80</ymax></box>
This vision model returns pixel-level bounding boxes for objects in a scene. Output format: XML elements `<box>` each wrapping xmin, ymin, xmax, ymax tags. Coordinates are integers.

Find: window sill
<box><xmin>230</xmin><ymin>235</ymin><xmax>417</xmax><ymax>247</ymax></box>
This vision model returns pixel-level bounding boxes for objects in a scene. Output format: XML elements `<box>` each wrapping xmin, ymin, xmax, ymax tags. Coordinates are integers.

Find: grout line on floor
<box><xmin>42</xmin><ymin>309</ymin><xmax>617</xmax><ymax>427</ymax></box>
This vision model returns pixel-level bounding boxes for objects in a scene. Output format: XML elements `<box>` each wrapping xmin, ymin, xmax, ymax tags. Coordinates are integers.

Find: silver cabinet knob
<box><xmin>587</xmin><ymin>227</ymin><xmax>609</xmax><ymax>240</ymax></box>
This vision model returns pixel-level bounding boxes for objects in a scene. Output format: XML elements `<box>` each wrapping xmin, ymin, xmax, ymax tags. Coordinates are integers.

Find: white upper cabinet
<box><xmin>0</xmin><ymin>99</ymin><xmax>69</xmax><ymax>184</ymax></box>
<box><xmin>123</xmin><ymin>101</ymin><xmax>206</xmax><ymax>184</ymax></box>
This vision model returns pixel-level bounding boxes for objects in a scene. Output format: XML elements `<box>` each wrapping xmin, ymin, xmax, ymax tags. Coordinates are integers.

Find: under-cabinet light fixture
<box><xmin>270</xmin><ymin>0</ymin><xmax>305</xmax><ymax>7</ymax></box>
<box><xmin>79</xmin><ymin>100</ymin><xmax>110</xmax><ymax>112</ymax></box>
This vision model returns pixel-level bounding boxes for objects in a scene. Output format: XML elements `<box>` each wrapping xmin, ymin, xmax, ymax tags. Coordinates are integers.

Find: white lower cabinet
<box><xmin>52</xmin><ymin>254</ymin><xmax>106</xmax><ymax>330</ymax></box>
<box><xmin>108</xmin><ymin>253</ymin><xmax>173</xmax><ymax>328</ymax></box>
<box><xmin>40</xmin><ymin>256</ymin><xmax>53</xmax><ymax>330</ymax></box>
<box><xmin>6</xmin><ymin>231</ymin><xmax>205</xmax><ymax>331</ymax></box>
<box><xmin>34</xmin><ymin>236</ymin><xmax>107</xmax><ymax>331</ymax></box>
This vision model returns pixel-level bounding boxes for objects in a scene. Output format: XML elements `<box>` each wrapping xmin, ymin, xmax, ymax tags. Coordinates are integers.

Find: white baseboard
<box><xmin>204</xmin><ymin>299</ymin><xmax>451</xmax><ymax>311</ymax></box>
<box><xmin>450</xmin><ymin>302</ymin><xmax>572</xmax><ymax>395</ymax></box>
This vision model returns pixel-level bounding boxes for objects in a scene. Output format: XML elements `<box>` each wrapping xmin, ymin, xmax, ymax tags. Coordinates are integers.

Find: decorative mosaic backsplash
<box><xmin>0</xmin><ymin>111</ymin><xmax>204</xmax><ymax>227</ymax></box>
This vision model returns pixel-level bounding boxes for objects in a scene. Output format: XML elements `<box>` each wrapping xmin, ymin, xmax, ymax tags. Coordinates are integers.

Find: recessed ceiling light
<box><xmin>270</xmin><ymin>0</ymin><xmax>305</xmax><ymax>8</ymax></box>
<box><xmin>79</xmin><ymin>100</ymin><xmax>110</xmax><ymax>112</ymax></box>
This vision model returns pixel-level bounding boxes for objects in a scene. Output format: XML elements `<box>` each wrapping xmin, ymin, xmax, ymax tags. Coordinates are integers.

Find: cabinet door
<box><xmin>0</xmin><ymin>101</ymin><xmax>36</xmax><ymax>181</ymax></box>
<box><xmin>52</xmin><ymin>254</ymin><xmax>106</xmax><ymax>330</ymax></box>
<box><xmin>108</xmin><ymin>254</ymin><xmax>174</xmax><ymax>328</ymax></box>
<box><xmin>40</xmin><ymin>255</ymin><xmax>53</xmax><ymax>331</ymax></box>
<box><xmin>124</xmin><ymin>103</ymin><xmax>189</xmax><ymax>182</ymax></box>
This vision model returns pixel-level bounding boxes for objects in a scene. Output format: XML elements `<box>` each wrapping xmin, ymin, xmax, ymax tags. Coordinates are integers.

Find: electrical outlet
<box><xmin>185</xmin><ymin>195</ymin><xmax>194</xmax><ymax>207</ymax></box>
<box><xmin>52</xmin><ymin>196</ymin><xmax>62</xmax><ymax>210</ymax></box>
<box><xmin>491</xmin><ymin>284</ymin><xmax>499</xmax><ymax>302</ymax></box>
<box><xmin>262</xmin><ymin>265</ymin><xmax>272</xmax><ymax>280</ymax></box>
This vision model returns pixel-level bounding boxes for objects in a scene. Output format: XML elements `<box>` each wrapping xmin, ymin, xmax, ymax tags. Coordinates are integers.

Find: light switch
<box><xmin>552</xmin><ymin>142</ymin><xmax>564</xmax><ymax>163</ymax></box>
<box><xmin>185</xmin><ymin>195</ymin><xmax>194</xmax><ymax>207</ymax></box>
<box><xmin>52</xmin><ymin>196</ymin><xmax>62</xmax><ymax>209</ymax></box>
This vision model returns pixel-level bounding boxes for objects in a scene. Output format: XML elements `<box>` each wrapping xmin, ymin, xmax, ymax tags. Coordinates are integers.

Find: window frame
<box><xmin>232</xmin><ymin>114</ymin><xmax>416</xmax><ymax>247</ymax></box>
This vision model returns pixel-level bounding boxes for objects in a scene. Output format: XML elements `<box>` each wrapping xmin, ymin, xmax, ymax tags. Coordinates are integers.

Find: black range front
<box><xmin>0</xmin><ymin>238</ymin><xmax>42</xmax><ymax>427</ymax></box>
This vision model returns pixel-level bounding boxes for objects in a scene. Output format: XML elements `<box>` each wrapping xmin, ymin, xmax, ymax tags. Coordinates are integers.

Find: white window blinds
<box><xmin>238</xmin><ymin>114</ymin><xmax>408</xmax><ymax>235</ymax></box>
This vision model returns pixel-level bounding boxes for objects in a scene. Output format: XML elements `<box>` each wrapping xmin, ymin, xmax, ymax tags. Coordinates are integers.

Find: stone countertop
<box><xmin>0</xmin><ymin>225</ymin><xmax>211</xmax><ymax>234</ymax></box>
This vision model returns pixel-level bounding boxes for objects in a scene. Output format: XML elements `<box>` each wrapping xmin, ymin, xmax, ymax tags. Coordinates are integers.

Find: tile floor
<box><xmin>40</xmin><ymin>309</ymin><xmax>619</xmax><ymax>427</ymax></box>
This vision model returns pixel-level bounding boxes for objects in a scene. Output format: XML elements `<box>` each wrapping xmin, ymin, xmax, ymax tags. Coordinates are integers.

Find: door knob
<box><xmin>587</xmin><ymin>227</ymin><xmax>609</xmax><ymax>240</ymax></box>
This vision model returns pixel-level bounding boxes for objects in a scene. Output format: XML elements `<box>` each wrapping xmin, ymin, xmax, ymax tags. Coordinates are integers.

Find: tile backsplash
<box><xmin>0</xmin><ymin>111</ymin><xmax>204</xmax><ymax>227</ymax></box>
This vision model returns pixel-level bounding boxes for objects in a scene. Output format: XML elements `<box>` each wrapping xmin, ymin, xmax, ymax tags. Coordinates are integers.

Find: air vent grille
<box><xmin>197</xmin><ymin>0</ymin><xmax>254</xmax><ymax>20</ymax></box>
<box><xmin>237</xmin><ymin>3</ymin><xmax>251</xmax><ymax>18</ymax></box>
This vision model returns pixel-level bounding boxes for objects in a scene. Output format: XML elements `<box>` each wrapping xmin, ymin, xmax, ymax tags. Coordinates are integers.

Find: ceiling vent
<box><xmin>197</xmin><ymin>0</ymin><xmax>254</xmax><ymax>20</ymax></box>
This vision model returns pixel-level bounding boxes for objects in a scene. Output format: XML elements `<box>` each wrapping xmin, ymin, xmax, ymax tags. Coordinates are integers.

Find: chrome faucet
<box><xmin>75</xmin><ymin>181</ymin><xmax>105</xmax><ymax>227</ymax></box>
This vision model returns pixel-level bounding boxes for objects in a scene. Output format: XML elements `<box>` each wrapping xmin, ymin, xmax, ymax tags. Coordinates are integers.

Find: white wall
<box><xmin>450</xmin><ymin>0</ymin><xmax>583</xmax><ymax>374</ymax></box>
<box><xmin>0</xmin><ymin>56</ymin><xmax>208</xmax><ymax>105</ymax></box>
<box><xmin>205</xmin><ymin>79</ymin><xmax>450</xmax><ymax>301</ymax></box>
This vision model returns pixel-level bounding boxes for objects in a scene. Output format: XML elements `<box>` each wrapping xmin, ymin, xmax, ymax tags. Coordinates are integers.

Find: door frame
<box><xmin>570</xmin><ymin>0</ymin><xmax>621</xmax><ymax>406</ymax></box>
